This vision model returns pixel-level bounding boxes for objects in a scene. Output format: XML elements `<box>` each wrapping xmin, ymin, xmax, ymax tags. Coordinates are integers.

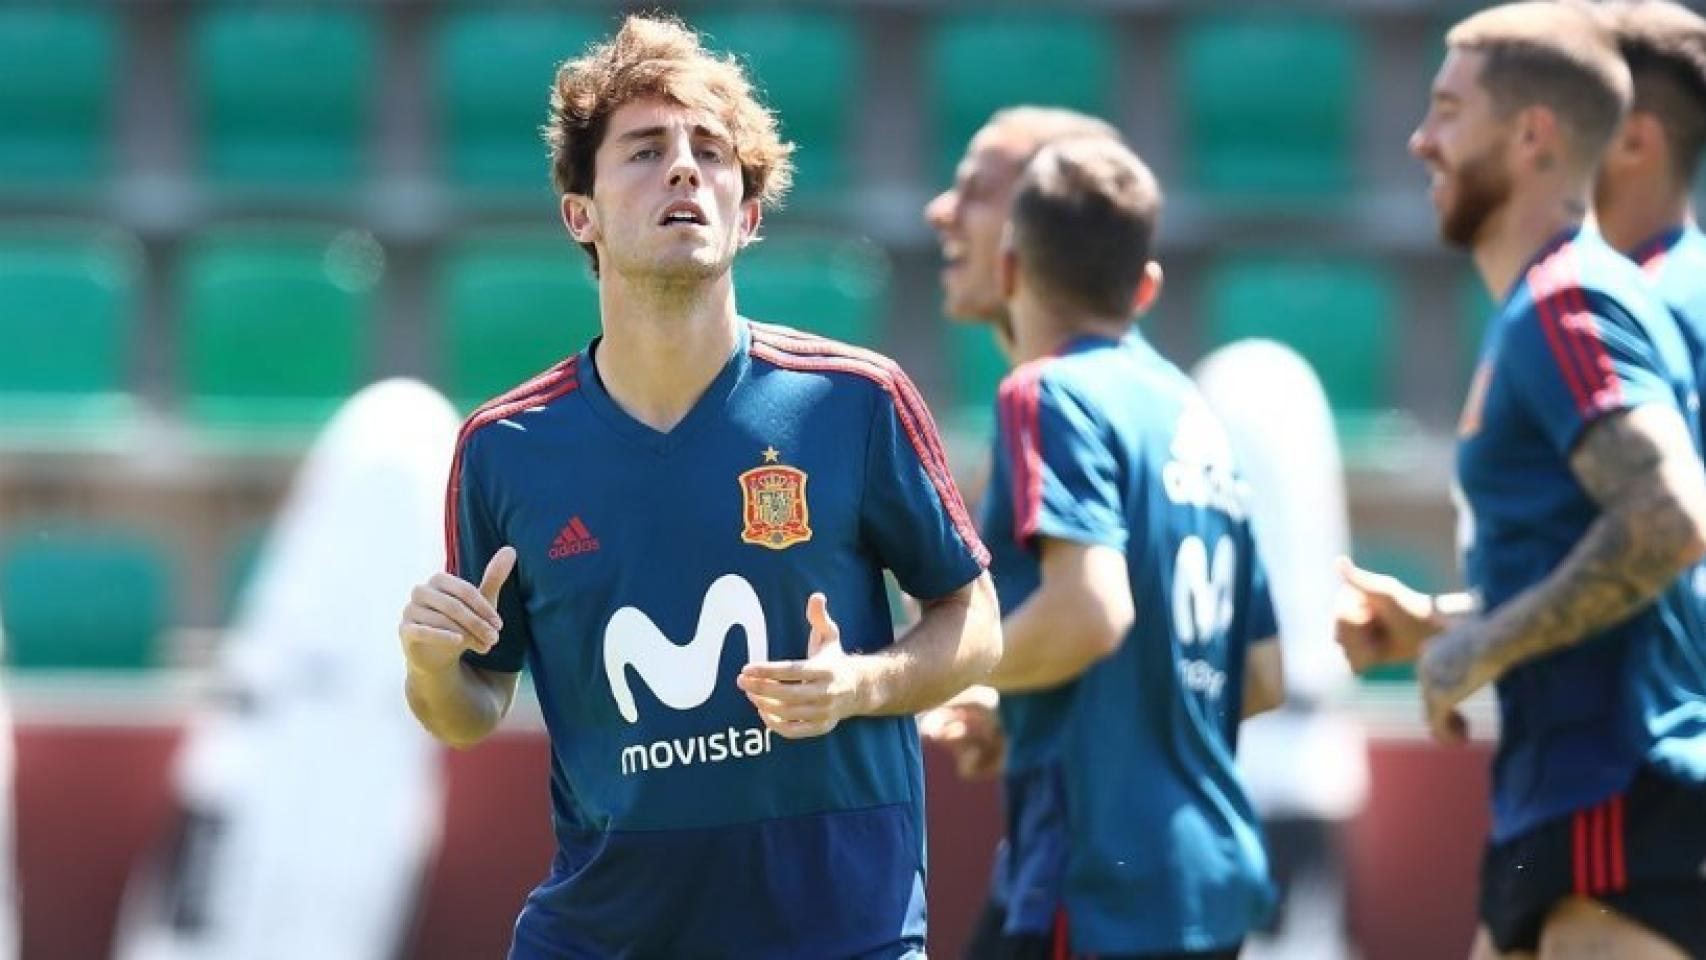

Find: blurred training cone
<box><xmin>1194</xmin><ymin>340</ymin><xmax>1369</xmax><ymax>960</ymax></box>
<box><xmin>112</xmin><ymin>379</ymin><xmax>461</xmax><ymax>960</ymax></box>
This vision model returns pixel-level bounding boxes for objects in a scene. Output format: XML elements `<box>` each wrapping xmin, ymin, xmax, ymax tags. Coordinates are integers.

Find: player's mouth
<box><xmin>658</xmin><ymin>201</ymin><xmax>708</xmax><ymax>227</ymax></box>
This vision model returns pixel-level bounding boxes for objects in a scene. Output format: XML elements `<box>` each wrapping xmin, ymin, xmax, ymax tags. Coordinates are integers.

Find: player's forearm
<box><xmin>1468</xmin><ymin>487</ymin><xmax>1704</xmax><ymax>679</ymax></box>
<box><xmin>851</xmin><ymin>573</ymin><xmax>1001</xmax><ymax>716</ymax></box>
<box><xmin>1241</xmin><ymin>640</ymin><xmax>1285</xmax><ymax>718</ymax></box>
<box><xmin>405</xmin><ymin>661</ymin><xmax>517</xmax><ymax>749</ymax></box>
<box><xmin>986</xmin><ymin>578</ymin><xmax>1132</xmax><ymax>693</ymax></box>
<box><xmin>1466</xmin><ymin>410</ymin><xmax>1706</xmax><ymax>680</ymax></box>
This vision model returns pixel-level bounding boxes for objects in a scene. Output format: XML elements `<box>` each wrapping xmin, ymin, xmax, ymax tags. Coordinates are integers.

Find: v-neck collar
<box><xmin>576</xmin><ymin>320</ymin><xmax>752</xmax><ymax>456</ymax></box>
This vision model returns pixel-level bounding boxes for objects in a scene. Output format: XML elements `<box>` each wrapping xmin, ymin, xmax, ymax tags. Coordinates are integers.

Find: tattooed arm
<box><xmin>1418</xmin><ymin>404</ymin><xmax>1706</xmax><ymax>742</ymax></box>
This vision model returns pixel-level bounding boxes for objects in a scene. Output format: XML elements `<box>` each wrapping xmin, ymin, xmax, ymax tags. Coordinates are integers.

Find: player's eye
<box><xmin>696</xmin><ymin>145</ymin><xmax>727</xmax><ymax>163</ymax></box>
<box><xmin>630</xmin><ymin>147</ymin><xmax>660</xmax><ymax>162</ymax></box>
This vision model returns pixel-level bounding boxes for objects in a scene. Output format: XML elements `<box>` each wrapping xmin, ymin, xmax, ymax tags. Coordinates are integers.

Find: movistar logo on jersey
<box><xmin>603</xmin><ymin>573</ymin><xmax>776</xmax><ymax>776</ymax></box>
<box><xmin>1162</xmin><ymin>397</ymin><xmax>1248</xmax><ymax>520</ymax></box>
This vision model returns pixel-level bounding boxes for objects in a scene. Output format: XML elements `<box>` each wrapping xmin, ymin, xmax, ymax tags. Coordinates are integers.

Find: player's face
<box><xmin>568</xmin><ymin>98</ymin><xmax>758</xmax><ymax>283</ymax></box>
<box><xmin>1410</xmin><ymin>50</ymin><xmax>1516</xmax><ymax>250</ymax></box>
<box><xmin>926</xmin><ymin>127</ymin><xmax>1028</xmax><ymax>323</ymax></box>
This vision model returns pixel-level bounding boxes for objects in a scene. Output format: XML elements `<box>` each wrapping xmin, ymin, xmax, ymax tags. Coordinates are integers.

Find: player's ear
<box><xmin>562</xmin><ymin>193</ymin><xmax>600</xmax><ymax>245</ymax></box>
<box><xmin>739</xmin><ymin>197</ymin><xmax>762</xmax><ymax>245</ymax></box>
<box><xmin>1132</xmin><ymin>261</ymin><xmax>1164</xmax><ymax>316</ymax></box>
<box><xmin>999</xmin><ymin>222</ymin><xmax>1019</xmax><ymax>302</ymax></box>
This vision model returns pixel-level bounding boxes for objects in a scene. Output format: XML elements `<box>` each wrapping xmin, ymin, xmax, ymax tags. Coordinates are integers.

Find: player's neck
<box><xmin>1596</xmin><ymin>179</ymin><xmax>1692</xmax><ymax>256</ymax></box>
<box><xmin>1473</xmin><ymin>185</ymin><xmax>1590</xmax><ymax>301</ymax></box>
<box><xmin>1009</xmin><ymin>294</ymin><xmax>1127</xmax><ymax>364</ymax></box>
<box><xmin>594</xmin><ymin>268</ymin><xmax>741</xmax><ymax>433</ymax></box>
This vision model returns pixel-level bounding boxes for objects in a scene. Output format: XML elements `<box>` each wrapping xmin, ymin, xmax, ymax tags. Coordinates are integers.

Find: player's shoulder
<box><xmin>746</xmin><ymin>320</ymin><xmax>914</xmax><ymax>399</ymax></box>
<box><xmin>453</xmin><ymin>354</ymin><xmax>582</xmax><ymax>457</ymax></box>
<box><xmin>1508</xmin><ymin>231</ymin><xmax>1660</xmax><ymax>332</ymax></box>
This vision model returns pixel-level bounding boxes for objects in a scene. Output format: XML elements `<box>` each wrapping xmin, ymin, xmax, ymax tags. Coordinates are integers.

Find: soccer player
<box><xmin>922</xmin><ymin>110</ymin><xmax>1283</xmax><ymax>958</ymax></box>
<box><xmin>974</xmin><ymin>136</ymin><xmax>1281</xmax><ymax>959</ymax></box>
<box><xmin>396</xmin><ymin>15</ymin><xmax>1001</xmax><ymax>958</ymax></box>
<box><xmin>1337</xmin><ymin>4</ymin><xmax>1706</xmax><ymax>957</ymax></box>
<box><xmin>1596</xmin><ymin>0</ymin><xmax>1706</xmax><ymax>437</ymax></box>
<box><xmin>926</xmin><ymin>107</ymin><xmax>1123</xmax><ymax>353</ymax></box>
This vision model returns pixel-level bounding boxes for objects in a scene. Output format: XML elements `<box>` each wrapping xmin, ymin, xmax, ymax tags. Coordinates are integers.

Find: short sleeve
<box><xmin>996</xmin><ymin>366</ymin><xmax>1128</xmax><ymax>554</ymax></box>
<box><xmin>446</xmin><ymin>433</ymin><xmax>533</xmax><ymax>673</ymax></box>
<box><xmin>860</xmin><ymin>369</ymin><xmax>989</xmax><ymax>600</ymax></box>
<box><xmin>1502</xmin><ymin>287</ymin><xmax>1679</xmax><ymax>454</ymax></box>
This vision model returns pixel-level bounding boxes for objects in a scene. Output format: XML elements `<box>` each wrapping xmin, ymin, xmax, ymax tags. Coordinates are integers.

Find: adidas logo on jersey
<box><xmin>549</xmin><ymin>517</ymin><xmax>600</xmax><ymax>559</ymax></box>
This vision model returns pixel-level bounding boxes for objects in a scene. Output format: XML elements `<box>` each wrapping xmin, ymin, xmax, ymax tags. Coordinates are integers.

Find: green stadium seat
<box><xmin>432</xmin><ymin>9</ymin><xmax>603</xmax><ymax>196</ymax></box>
<box><xmin>698</xmin><ymin>11</ymin><xmax>861</xmax><ymax>208</ymax></box>
<box><xmin>0</xmin><ymin>6</ymin><xmax>117</xmax><ymax>185</ymax></box>
<box><xmin>1</xmin><ymin>526</ymin><xmax>174</xmax><ymax>671</ymax></box>
<box><xmin>0</xmin><ymin>224</ymin><xmax>140</xmax><ymax>432</ymax></box>
<box><xmin>736</xmin><ymin>233</ymin><xmax>889</xmax><ymax>347</ymax></box>
<box><xmin>438</xmin><ymin>231</ymin><xmax>598</xmax><ymax>408</ymax></box>
<box><xmin>178</xmin><ymin>226</ymin><xmax>380</xmax><ymax>431</ymax></box>
<box><xmin>927</xmin><ymin>14</ymin><xmax>1113</xmax><ymax>184</ymax></box>
<box><xmin>1178</xmin><ymin>13</ymin><xmax>1360</xmax><ymax>199</ymax></box>
<box><xmin>189</xmin><ymin>5</ymin><xmax>378</xmax><ymax>187</ymax></box>
<box><xmin>1202</xmin><ymin>255</ymin><xmax>1399</xmax><ymax>429</ymax></box>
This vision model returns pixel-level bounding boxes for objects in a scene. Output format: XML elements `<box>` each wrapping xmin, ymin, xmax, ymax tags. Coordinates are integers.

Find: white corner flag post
<box><xmin>112</xmin><ymin>379</ymin><xmax>462</xmax><ymax>960</ymax></box>
<box><xmin>1194</xmin><ymin>340</ymin><xmax>1370</xmax><ymax>960</ymax></box>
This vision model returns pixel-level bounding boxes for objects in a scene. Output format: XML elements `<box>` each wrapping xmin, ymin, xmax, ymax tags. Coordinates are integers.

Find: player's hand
<box><xmin>1335</xmin><ymin>557</ymin><xmax>1439</xmax><ymax>673</ymax></box>
<box><xmin>738</xmin><ymin>593</ymin><xmax>865</xmax><ymax>740</ymax></box>
<box><xmin>399</xmin><ymin>547</ymin><xmax>515</xmax><ymax>675</ymax></box>
<box><xmin>919</xmin><ymin>685</ymin><xmax>1005</xmax><ymax>780</ymax></box>
<box><xmin>1417</xmin><ymin>624</ymin><xmax>1495</xmax><ymax>746</ymax></box>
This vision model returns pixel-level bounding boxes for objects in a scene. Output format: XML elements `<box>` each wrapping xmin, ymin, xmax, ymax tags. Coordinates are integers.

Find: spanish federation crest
<box><xmin>739</xmin><ymin>447</ymin><xmax>812</xmax><ymax>550</ymax></box>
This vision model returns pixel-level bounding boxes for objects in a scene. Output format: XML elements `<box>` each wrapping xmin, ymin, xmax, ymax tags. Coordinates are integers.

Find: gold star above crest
<box><xmin>761</xmin><ymin>446</ymin><xmax>781</xmax><ymax>463</ymax></box>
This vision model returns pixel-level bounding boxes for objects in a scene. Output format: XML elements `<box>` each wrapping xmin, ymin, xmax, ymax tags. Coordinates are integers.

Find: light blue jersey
<box><xmin>982</xmin><ymin>332</ymin><xmax>1276</xmax><ymax>955</ymax></box>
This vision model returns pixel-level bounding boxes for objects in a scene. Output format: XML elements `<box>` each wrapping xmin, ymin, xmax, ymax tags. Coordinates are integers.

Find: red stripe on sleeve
<box><xmin>443</xmin><ymin>359</ymin><xmax>580</xmax><ymax>575</ymax></box>
<box><xmin>749</xmin><ymin>333</ymin><xmax>990</xmax><ymax>566</ymax></box>
<box><xmin>997</xmin><ymin>362</ymin><xmax>1048</xmax><ymax>546</ymax></box>
<box><xmin>1531</xmin><ymin>261</ymin><xmax>1595</xmax><ymax>417</ymax></box>
<box><xmin>1563</xmin><ymin>280</ymin><xmax>1622</xmax><ymax>414</ymax></box>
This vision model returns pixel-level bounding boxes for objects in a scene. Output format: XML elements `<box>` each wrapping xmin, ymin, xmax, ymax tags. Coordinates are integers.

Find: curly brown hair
<box><xmin>543</xmin><ymin>14</ymin><xmax>795</xmax><ymax>272</ymax></box>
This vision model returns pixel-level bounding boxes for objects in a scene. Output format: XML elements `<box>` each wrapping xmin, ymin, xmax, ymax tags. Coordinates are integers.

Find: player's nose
<box><xmin>924</xmin><ymin>189</ymin><xmax>955</xmax><ymax>230</ymax></box>
<box><xmin>665</xmin><ymin>137</ymin><xmax>701</xmax><ymax>189</ymax></box>
<box><xmin>1407</xmin><ymin>124</ymin><xmax>1432</xmax><ymax>162</ymax></box>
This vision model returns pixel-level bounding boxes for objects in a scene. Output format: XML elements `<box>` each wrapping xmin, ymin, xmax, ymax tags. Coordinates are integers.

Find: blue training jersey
<box><xmin>445</xmin><ymin>320</ymin><xmax>988</xmax><ymax>959</ymax></box>
<box><xmin>982</xmin><ymin>332</ymin><xmax>1277</xmax><ymax>955</ymax></box>
<box><xmin>1457</xmin><ymin>225</ymin><xmax>1706</xmax><ymax>844</ymax></box>
<box><xmin>1632</xmin><ymin>224</ymin><xmax>1706</xmax><ymax>445</ymax></box>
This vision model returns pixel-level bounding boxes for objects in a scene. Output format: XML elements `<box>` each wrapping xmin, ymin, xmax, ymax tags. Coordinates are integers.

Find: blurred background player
<box><xmin>920</xmin><ymin>107</ymin><xmax>1126</xmax><ymax>955</ymax></box>
<box><xmin>1596</xmin><ymin>0</ymin><xmax>1706</xmax><ymax>440</ymax></box>
<box><xmin>397</xmin><ymin>15</ymin><xmax>999</xmax><ymax>958</ymax></box>
<box><xmin>1338</xmin><ymin>3</ymin><xmax>1706</xmax><ymax>957</ymax></box>
<box><xmin>1194</xmin><ymin>340</ymin><xmax>1369</xmax><ymax>960</ymax></box>
<box><xmin>953</xmin><ymin>135</ymin><xmax>1282</xmax><ymax>959</ymax></box>
<box><xmin>112</xmin><ymin>379</ymin><xmax>458</xmax><ymax>960</ymax></box>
